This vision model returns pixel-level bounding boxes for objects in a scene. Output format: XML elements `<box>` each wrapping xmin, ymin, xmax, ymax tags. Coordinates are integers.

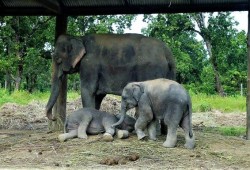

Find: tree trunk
<box><xmin>5</xmin><ymin>72</ymin><xmax>12</xmax><ymax>93</ymax></box>
<box><xmin>246</xmin><ymin>6</ymin><xmax>250</xmax><ymax>140</ymax></box>
<box><xmin>205</xmin><ymin>41</ymin><xmax>225</xmax><ymax>96</ymax></box>
<box><xmin>14</xmin><ymin>16</ymin><xmax>23</xmax><ymax>91</ymax></box>
<box><xmin>48</xmin><ymin>15</ymin><xmax>68</xmax><ymax>132</ymax></box>
<box><xmin>194</xmin><ymin>13</ymin><xmax>225</xmax><ymax>96</ymax></box>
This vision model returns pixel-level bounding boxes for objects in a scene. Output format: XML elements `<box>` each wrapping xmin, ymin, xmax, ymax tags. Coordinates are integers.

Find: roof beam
<box><xmin>0</xmin><ymin>2</ymin><xmax>248</xmax><ymax>16</ymax></box>
<box><xmin>36</xmin><ymin>0</ymin><xmax>61</xmax><ymax>15</ymax></box>
<box><xmin>0</xmin><ymin>0</ymin><xmax>5</xmax><ymax>8</ymax></box>
<box><xmin>124</xmin><ymin>0</ymin><xmax>129</xmax><ymax>6</ymax></box>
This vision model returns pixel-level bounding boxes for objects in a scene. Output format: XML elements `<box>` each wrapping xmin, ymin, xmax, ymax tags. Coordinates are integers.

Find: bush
<box><xmin>198</xmin><ymin>103</ymin><xmax>212</xmax><ymax>112</ymax></box>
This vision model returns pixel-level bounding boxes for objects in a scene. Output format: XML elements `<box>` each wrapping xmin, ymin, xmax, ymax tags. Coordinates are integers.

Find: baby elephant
<box><xmin>112</xmin><ymin>78</ymin><xmax>195</xmax><ymax>149</ymax></box>
<box><xmin>58</xmin><ymin>107</ymin><xmax>136</xmax><ymax>142</ymax></box>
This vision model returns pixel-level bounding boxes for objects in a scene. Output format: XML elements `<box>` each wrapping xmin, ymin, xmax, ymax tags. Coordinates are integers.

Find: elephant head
<box><xmin>45</xmin><ymin>35</ymin><xmax>86</xmax><ymax>120</ymax></box>
<box><xmin>112</xmin><ymin>82</ymin><xmax>144</xmax><ymax>127</ymax></box>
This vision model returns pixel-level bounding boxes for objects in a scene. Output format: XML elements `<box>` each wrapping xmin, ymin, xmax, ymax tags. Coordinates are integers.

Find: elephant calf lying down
<box><xmin>112</xmin><ymin>78</ymin><xmax>195</xmax><ymax>149</ymax></box>
<box><xmin>58</xmin><ymin>108</ymin><xmax>136</xmax><ymax>142</ymax></box>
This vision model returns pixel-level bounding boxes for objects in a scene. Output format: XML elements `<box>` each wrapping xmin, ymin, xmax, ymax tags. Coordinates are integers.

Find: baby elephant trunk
<box><xmin>112</xmin><ymin>106</ymin><xmax>126</xmax><ymax>128</ymax></box>
<box><xmin>112</xmin><ymin>114</ymin><xmax>125</xmax><ymax>128</ymax></box>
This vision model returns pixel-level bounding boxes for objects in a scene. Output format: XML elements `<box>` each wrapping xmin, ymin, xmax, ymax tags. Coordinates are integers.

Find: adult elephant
<box><xmin>45</xmin><ymin>33</ymin><xmax>176</xmax><ymax>120</ymax></box>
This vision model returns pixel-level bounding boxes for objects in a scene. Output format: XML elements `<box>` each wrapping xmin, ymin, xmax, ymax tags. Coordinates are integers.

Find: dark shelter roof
<box><xmin>0</xmin><ymin>0</ymin><xmax>248</xmax><ymax>16</ymax></box>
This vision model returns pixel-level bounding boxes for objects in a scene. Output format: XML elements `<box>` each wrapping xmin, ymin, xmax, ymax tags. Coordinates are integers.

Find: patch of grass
<box><xmin>218</xmin><ymin>127</ymin><xmax>246</xmax><ymax>136</ymax></box>
<box><xmin>0</xmin><ymin>88</ymin><xmax>246</xmax><ymax>113</ymax></box>
<box><xmin>191</xmin><ymin>93</ymin><xmax>245</xmax><ymax>113</ymax></box>
<box><xmin>0</xmin><ymin>89</ymin><xmax>80</xmax><ymax>107</ymax></box>
<box><xmin>197</xmin><ymin>103</ymin><xmax>212</xmax><ymax>112</ymax></box>
<box><xmin>204</xmin><ymin>126</ymin><xmax>246</xmax><ymax>136</ymax></box>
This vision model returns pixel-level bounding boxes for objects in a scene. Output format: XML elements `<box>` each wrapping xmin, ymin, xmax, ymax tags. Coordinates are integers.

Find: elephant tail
<box><xmin>180</xmin><ymin>99</ymin><xmax>194</xmax><ymax>139</ymax></box>
<box><xmin>187</xmin><ymin>102</ymin><xmax>194</xmax><ymax>138</ymax></box>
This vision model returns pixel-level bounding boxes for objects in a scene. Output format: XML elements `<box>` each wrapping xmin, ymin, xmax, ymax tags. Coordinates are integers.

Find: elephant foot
<box><xmin>149</xmin><ymin>136</ymin><xmax>157</xmax><ymax>141</ymax></box>
<box><xmin>103</xmin><ymin>133</ymin><xmax>114</xmax><ymax>142</ymax></box>
<box><xmin>117</xmin><ymin>130</ymin><xmax>129</xmax><ymax>139</ymax></box>
<box><xmin>184</xmin><ymin>137</ymin><xmax>195</xmax><ymax>149</ymax></box>
<box><xmin>137</xmin><ymin>131</ymin><xmax>147</xmax><ymax>140</ymax></box>
<box><xmin>78</xmin><ymin>134</ymin><xmax>88</xmax><ymax>140</ymax></box>
<box><xmin>163</xmin><ymin>139</ymin><xmax>177</xmax><ymax>148</ymax></box>
<box><xmin>184</xmin><ymin>143</ymin><xmax>195</xmax><ymax>149</ymax></box>
<box><xmin>58</xmin><ymin>134</ymin><xmax>67</xmax><ymax>142</ymax></box>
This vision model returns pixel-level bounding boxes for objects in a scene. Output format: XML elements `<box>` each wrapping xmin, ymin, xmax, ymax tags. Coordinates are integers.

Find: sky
<box><xmin>124</xmin><ymin>11</ymin><xmax>248</xmax><ymax>34</ymax></box>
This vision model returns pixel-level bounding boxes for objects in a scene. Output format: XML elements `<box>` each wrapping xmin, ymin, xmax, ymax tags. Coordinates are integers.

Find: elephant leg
<box><xmin>80</xmin><ymin>87</ymin><xmax>95</xmax><ymax>108</ymax></box>
<box><xmin>135</xmin><ymin>112</ymin><xmax>153</xmax><ymax>140</ymax></box>
<box><xmin>116</xmin><ymin>129</ymin><xmax>129</xmax><ymax>139</ymax></box>
<box><xmin>78</xmin><ymin>114</ymin><xmax>93</xmax><ymax>139</ymax></box>
<box><xmin>103</xmin><ymin>127</ymin><xmax>115</xmax><ymax>142</ymax></box>
<box><xmin>163</xmin><ymin>104</ymin><xmax>182</xmax><ymax>148</ymax></box>
<box><xmin>134</xmin><ymin>107</ymin><xmax>139</xmax><ymax>119</ymax></box>
<box><xmin>58</xmin><ymin>129</ymin><xmax>78</xmax><ymax>142</ymax></box>
<box><xmin>147</xmin><ymin>120</ymin><xmax>157</xmax><ymax>141</ymax></box>
<box><xmin>102</xmin><ymin>121</ymin><xmax>115</xmax><ymax>142</ymax></box>
<box><xmin>80</xmin><ymin>63</ymin><xmax>98</xmax><ymax>108</ymax></box>
<box><xmin>163</xmin><ymin>125</ymin><xmax>178</xmax><ymax>148</ymax></box>
<box><xmin>95</xmin><ymin>94</ymin><xmax>106</xmax><ymax>109</ymax></box>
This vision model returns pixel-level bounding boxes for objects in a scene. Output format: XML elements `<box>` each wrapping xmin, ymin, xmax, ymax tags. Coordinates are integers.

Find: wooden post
<box><xmin>48</xmin><ymin>15</ymin><xmax>68</xmax><ymax>131</ymax></box>
<box><xmin>247</xmin><ymin>9</ymin><xmax>250</xmax><ymax>140</ymax></box>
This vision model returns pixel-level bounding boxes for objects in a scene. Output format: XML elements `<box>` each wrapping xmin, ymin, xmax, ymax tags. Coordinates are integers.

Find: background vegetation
<box><xmin>0</xmin><ymin>13</ymin><xmax>247</xmax><ymax>106</ymax></box>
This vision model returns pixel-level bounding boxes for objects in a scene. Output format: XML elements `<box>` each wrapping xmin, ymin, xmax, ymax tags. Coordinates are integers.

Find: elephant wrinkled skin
<box><xmin>112</xmin><ymin>78</ymin><xmax>195</xmax><ymax>149</ymax></box>
<box><xmin>45</xmin><ymin>34</ymin><xmax>176</xmax><ymax>120</ymax></box>
<box><xmin>58</xmin><ymin>107</ymin><xmax>136</xmax><ymax>142</ymax></box>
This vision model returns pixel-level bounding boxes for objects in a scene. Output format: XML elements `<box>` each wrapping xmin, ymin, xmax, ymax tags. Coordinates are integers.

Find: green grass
<box><xmin>0</xmin><ymin>89</ymin><xmax>247</xmax><ymax>113</ymax></box>
<box><xmin>0</xmin><ymin>89</ymin><xmax>80</xmax><ymax>107</ymax></box>
<box><xmin>191</xmin><ymin>93</ymin><xmax>246</xmax><ymax>113</ymax></box>
<box><xmin>204</xmin><ymin>126</ymin><xmax>246</xmax><ymax>136</ymax></box>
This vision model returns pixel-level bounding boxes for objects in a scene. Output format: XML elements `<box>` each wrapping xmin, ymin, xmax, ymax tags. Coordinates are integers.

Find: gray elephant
<box><xmin>45</xmin><ymin>33</ymin><xmax>176</xmax><ymax>120</ymax></box>
<box><xmin>58</xmin><ymin>107</ymin><xmax>136</xmax><ymax>142</ymax></box>
<box><xmin>112</xmin><ymin>78</ymin><xmax>195</xmax><ymax>149</ymax></box>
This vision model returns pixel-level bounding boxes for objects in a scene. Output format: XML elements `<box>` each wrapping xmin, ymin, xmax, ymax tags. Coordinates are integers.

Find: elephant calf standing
<box><xmin>58</xmin><ymin>108</ymin><xmax>136</xmax><ymax>142</ymax></box>
<box><xmin>112</xmin><ymin>78</ymin><xmax>195</xmax><ymax>149</ymax></box>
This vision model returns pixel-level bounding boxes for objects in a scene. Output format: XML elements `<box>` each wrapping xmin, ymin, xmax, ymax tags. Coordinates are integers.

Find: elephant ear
<box><xmin>69</xmin><ymin>38</ymin><xmax>86</xmax><ymax>69</ymax></box>
<box><xmin>132</xmin><ymin>83</ymin><xmax>144</xmax><ymax>102</ymax></box>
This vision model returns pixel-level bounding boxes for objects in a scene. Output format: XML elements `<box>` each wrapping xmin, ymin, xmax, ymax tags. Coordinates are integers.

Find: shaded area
<box><xmin>0</xmin><ymin>96</ymin><xmax>249</xmax><ymax>169</ymax></box>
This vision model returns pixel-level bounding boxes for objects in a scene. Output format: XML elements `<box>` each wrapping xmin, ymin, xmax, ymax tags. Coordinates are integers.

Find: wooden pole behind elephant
<box><xmin>48</xmin><ymin>15</ymin><xmax>68</xmax><ymax>131</ymax></box>
<box><xmin>247</xmin><ymin>7</ymin><xmax>250</xmax><ymax>140</ymax></box>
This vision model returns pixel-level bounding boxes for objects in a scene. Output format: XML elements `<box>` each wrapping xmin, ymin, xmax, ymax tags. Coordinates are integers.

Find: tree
<box><xmin>142</xmin><ymin>13</ymin><xmax>247</xmax><ymax>95</ymax></box>
<box><xmin>0</xmin><ymin>16</ymin><xmax>55</xmax><ymax>92</ymax></box>
<box><xmin>142</xmin><ymin>14</ymin><xmax>206</xmax><ymax>86</ymax></box>
<box><xmin>188</xmin><ymin>12</ymin><xmax>245</xmax><ymax>96</ymax></box>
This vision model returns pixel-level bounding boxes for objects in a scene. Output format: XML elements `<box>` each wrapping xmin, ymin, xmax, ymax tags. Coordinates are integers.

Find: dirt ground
<box><xmin>0</xmin><ymin>96</ymin><xmax>249</xmax><ymax>169</ymax></box>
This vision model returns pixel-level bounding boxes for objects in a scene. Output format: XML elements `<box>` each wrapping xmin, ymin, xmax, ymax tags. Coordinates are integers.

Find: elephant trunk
<box><xmin>112</xmin><ymin>102</ymin><xmax>127</xmax><ymax>128</ymax></box>
<box><xmin>45</xmin><ymin>63</ymin><xmax>63</xmax><ymax>120</ymax></box>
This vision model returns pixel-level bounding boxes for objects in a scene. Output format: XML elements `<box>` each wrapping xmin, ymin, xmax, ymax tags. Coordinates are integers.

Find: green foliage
<box><xmin>191</xmin><ymin>93</ymin><xmax>245</xmax><ymax>113</ymax></box>
<box><xmin>0</xmin><ymin>16</ymin><xmax>55</xmax><ymax>92</ymax></box>
<box><xmin>142</xmin><ymin>13</ymin><xmax>247</xmax><ymax>95</ymax></box>
<box><xmin>205</xmin><ymin>127</ymin><xmax>245</xmax><ymax>136</ymax></box>
<box><xmin>142</xmin><ymin>14</ymin><xmax>207</xmax><ymax>85</ymax></box>
<box><xmin>0</xmin><ymin>88</ymin><xmax>79</xmax><ymax>107</ymax></box>
<box><xmin>0</xmin><ymin>88</ymin><xmax>47</xmax><ymax>106</ymax></box>
<box><xmin>67</xmin><ymin>15</ymin><xmax>135</xmax><ymax>35</ymax></box>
